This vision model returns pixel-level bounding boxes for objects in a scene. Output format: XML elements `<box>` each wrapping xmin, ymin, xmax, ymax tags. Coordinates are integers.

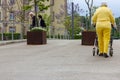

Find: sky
<box><xmin>70</xmin><ymin>0</ymin><xmax>120</xmax><ymax>17</ymax></box>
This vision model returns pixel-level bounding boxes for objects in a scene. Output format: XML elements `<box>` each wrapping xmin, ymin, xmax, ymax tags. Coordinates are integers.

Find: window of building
<box><xmin>0</xmin><ymin>12</ymin><xmax>1</xmax><ymax>21</ymax></box>
<box><xmin>0</xmin><ymin>0</ymin><xmax>1</xmax><ymax>6</ymax></box>
<box><xmin>35</xmin><ymin>5</ymin><xmax>39</xmax><ymax>12</ymax></box>
<box><xmin>23</xmin><ymin>0</ymin><xmax>29</xmax><ymax>4</ymax></box>
<box><xmin>51</xmin><ymin>0</ymin><xmax>54</xmax><ymax>6</ymax></box>
<box><xmin>9</xmin><ymin>0</ymin><xmax>15</xmax><ymax>5</ymax></box>
<box><xmin>51</xmin><ymin>11</ymin><xmax>54</xmax><ymax>22</ymax></box>
<box><xmin>0</xmin><ymin>27</ymin><xmax>1</xmax><ymax>33</ymax></box>
<box><xmin>9</xmin><ymin>12</ymin><xmax>14</xmax><ymax>20</ymax></box>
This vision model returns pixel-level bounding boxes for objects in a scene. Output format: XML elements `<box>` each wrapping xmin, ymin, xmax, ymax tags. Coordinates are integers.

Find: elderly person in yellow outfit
<box><xmin>92</xmin><ymin>1</ymin><xmax>116</xmax><ymax>58</ymax></box>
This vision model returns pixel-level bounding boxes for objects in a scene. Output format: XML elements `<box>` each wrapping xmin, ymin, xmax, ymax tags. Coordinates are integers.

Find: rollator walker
<box><xmin>92</xmin><ymin>25</ymin><xmax>117</xmax><ymax>57</ymax></box>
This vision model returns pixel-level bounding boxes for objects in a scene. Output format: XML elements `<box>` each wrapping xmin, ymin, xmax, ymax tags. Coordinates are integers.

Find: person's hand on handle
<box><xmin>113</xmin><ymin>23</ymin><xmax>117</xmax><ymax>30</ymax></box>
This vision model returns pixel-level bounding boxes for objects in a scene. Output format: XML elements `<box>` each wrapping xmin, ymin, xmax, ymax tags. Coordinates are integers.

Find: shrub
<box><xmin>74</xmin><ymin>34</ymin><xmax>82</xmax><ymax>39</ymax></box>
<box><xmin>30</xmin><ymin>27</ymin><xmax>47</xmax><ymax>32</ymax></box>
<box><xmin>0</xmin><ymin>33</ymin><xmax>21</xmax><ymax>40</ymax></box>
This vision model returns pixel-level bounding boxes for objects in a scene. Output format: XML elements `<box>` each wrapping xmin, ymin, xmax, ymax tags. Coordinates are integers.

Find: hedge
<box><xmin>0</xmin><ymin>33</ymin><xmax>21</xmax><ymax>40</ymax></box>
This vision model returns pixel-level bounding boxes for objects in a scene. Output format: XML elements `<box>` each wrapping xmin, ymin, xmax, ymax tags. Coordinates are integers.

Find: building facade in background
<box><xmin>0</xmin><ymin>0</ymin><xmax>29</xmax><ymax>36</ymax></box>
<box><xmin>49</xmin><ymin>0</ymin><xmax>67</xmax><ymax>35</ymax></box>
<box><xmin>0</xmin><ymin>0</ymin><xmax>67</xmax><ymax>37</ymax></box>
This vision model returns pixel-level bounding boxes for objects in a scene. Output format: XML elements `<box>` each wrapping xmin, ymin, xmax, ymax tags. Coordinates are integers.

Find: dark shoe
<box><xmin>104</xmin><ymin>53</ymin><xmax>109</xmax><ymax>58</ymax></box>
<box><xmin>99</xmin><ymin>53</ymin><xmax>103</xmax><ymax>56</ymax></box>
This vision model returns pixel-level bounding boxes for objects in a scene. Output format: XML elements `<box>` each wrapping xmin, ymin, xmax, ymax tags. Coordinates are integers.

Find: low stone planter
<box><xmin>81</xmin><ymin>31</ymin><xmax>96</xmax><ymax>45</ymax></box>
<box><xmin>27</xmin><ymin>31</ymin><xmax>47</xmax><ymax>45</ymax></box>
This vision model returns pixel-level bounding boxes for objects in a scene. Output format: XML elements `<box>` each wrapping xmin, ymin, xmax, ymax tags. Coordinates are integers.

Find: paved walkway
<box><xmin>0</xmin><ymin>39</ymin><xmax>120</xmax><ymax>80</ymax></box>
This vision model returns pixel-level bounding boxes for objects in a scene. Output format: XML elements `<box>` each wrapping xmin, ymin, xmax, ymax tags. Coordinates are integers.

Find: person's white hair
<box><xmin>101</xmin><ymin>1</ymin><xmax>107</xmax><ymax>6</ymax></box>
<box><xmin>29</xmin><ymin>12</ymin><xmax>35</xmax><ymax>15</ymax></box>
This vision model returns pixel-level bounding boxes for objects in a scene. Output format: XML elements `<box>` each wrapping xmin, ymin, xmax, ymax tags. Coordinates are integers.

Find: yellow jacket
<box><xmin>92</xmin><ymin>6</ymin><xmax>115</xmax><ymax>25</ymax></box>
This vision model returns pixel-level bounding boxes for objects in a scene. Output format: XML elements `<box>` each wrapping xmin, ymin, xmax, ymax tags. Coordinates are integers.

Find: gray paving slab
<box><xmin>0</xmin><ymin>39</ymin><xmax>120</xmax><ymax>80</ymax></box>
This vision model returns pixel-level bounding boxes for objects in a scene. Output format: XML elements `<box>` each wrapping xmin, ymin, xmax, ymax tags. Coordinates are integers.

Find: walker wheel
<box><xmin>97</xmin><ymin>49</ymin><xmax>99</xmax><ymax>55</ymax></box>
<box><xmin>109</xmin><ymin>50</ymin><xmax>113</xmax><ymax>57</ymax></box>
<box><xmin>93</xmin><ymin>48</ymin><xmax>95</xmax><ymax>56</ymax></box>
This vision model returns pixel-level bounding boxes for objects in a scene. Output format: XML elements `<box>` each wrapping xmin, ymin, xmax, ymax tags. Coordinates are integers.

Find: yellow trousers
<box><xmin>96</xmin><ymin>22</ymin><xmax>111</xmax><ymax>54</ymax></box>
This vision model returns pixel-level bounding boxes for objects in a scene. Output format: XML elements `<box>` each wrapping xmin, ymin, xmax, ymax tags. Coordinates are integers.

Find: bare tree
<box><xmin>67</xmin><ymin>3</ymin><xmax>84</xmax><ymax>15</ymax></box>
<box><xmin>85</xmin><ymin>0</ymin><xmax>93</xmax><ymax>29</ymax></box>
<box><xmin>92</xmin><ymin>6</ymin><xmax>98</xmax><ymax>15</ymax></box>
<box><xmin>15</xmin><ymin>0</ymin><xmax>29</xmax><ymax>38</ymax></box>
